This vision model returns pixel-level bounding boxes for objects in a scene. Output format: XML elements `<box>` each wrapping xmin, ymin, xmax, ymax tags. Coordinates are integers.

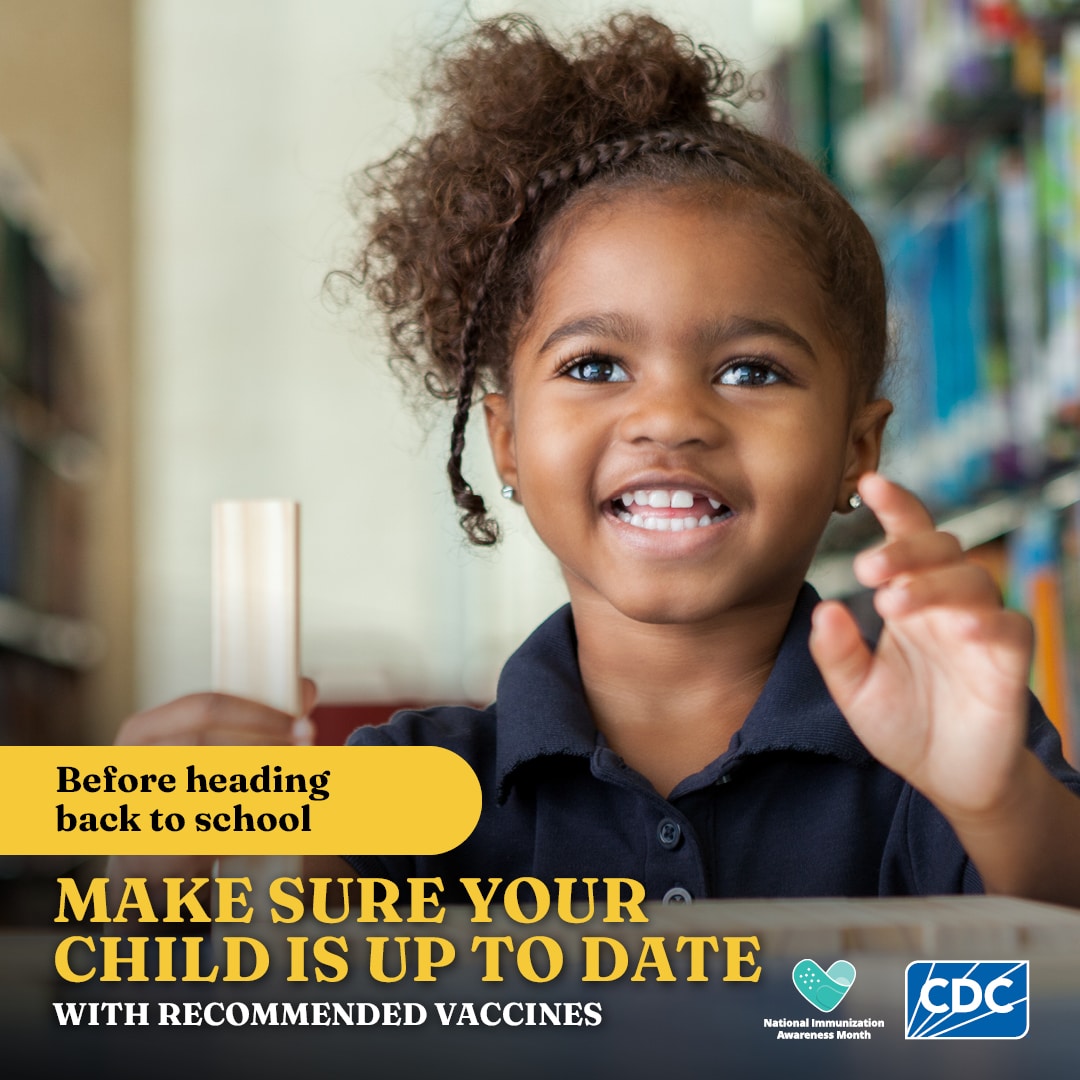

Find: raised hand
<box><xmin>808</xmin><ymin>472</ymin><xmax>1034</xmax><ymax>823</ymax></box>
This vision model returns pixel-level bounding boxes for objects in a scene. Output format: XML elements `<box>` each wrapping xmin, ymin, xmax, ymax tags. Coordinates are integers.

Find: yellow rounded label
<box><xmin>1</xmin><ymin>746</ymin><xmax>481</xmax><ymax>855</ymax></box>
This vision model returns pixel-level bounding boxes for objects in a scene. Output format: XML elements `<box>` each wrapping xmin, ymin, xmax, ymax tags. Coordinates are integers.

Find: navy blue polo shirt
<box><xmin>343</xmin><ymin>584</ymin><xmax>1080</xmax><ymax>902</ymax></box>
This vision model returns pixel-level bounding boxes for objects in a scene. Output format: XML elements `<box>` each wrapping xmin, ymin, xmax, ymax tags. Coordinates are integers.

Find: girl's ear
<box><xmin>837</xmin><ymin>397</ymin><xmax>892</xmax><ymax>512</ymax></box>
<box><xmin>483</xmin><ymin>392</ymin><xmax>518</xmax><ymax>492</ymax></box>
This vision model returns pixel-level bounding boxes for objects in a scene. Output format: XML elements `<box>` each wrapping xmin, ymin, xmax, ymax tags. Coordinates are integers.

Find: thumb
<box><xmin>808</xmin><ymin>600</ymin><xmax>873</xmax><ymax>713</ymax></box>
<box><xmin>291</xmin><ymin>678</ymin><xmax>320</xmax><ymax>746</ymax></box>
<box><xmin>300</xmin><ymin>677</ymin><xmax>319</xmax><ymax>716</ymax></box>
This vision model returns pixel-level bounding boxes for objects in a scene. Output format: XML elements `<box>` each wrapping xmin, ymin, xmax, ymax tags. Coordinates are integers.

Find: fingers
<box><xmin>853</xmin><ymin>529</ymin><xmax>963</xmax><ymax>588</ymax></box>
<box><xmin>858</xmin><ymin>472</ymin><xmax>935</xmax><ymax>542</ymax></box>
<box><xmin>117</xmin><ymin>689</ymin><xmax>316</xmax><ymax>747</ymax></box>
<box><xmin>853</xmin><ymin>472</ymin><xmax>1000</xmax><ymax>620</ymax></box>
<box><xmin>808</xmin><ymin>600</ymin><xmax>874</xmax><ymax>712</ymax></box>
<box><xmin>873</xmin><ymin>562</ymin><xmax>1001</xmax><ymax>621</ymax></box>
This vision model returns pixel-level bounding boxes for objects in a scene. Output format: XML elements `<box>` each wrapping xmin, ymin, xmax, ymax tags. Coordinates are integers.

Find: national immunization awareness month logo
<box><xmin>791</xmin><ymin>958</ymin><xmax>857</xmax><ymax>1012</ymax></box>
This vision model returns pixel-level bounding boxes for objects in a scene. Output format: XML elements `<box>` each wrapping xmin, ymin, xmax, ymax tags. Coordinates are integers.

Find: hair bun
<box><xmin>430</xmin><ymin>14</ymin><xmax>749</xmax><ymax>169</ymax></box>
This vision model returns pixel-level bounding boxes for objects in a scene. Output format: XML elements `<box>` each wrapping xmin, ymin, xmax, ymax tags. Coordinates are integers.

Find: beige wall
<box><xmin>0</xmin><ymin>0</ymin><xmax>135</xmax><ymax>738</ymax></box>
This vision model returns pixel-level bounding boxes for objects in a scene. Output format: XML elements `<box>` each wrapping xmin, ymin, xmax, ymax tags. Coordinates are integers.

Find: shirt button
<box><xmin>656</xmin><ymin>818</ymin><xmax>682</xmax><ymax>849</ymax></box>
<box><xmin>662</xmin><ymin>887</ymin><xmax>693</xmax><ymax>904</ymax></box>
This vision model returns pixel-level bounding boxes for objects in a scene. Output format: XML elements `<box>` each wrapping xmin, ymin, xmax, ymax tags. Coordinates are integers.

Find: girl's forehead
<box><xmin>546</xmin><ymin>182</ymin><xmax>786</xmax><ymax>240</ymax></box>
<box><xmin>528</xmin><ymin>188</ymin><xmax>830</xmax><ymax>322</ymax></box>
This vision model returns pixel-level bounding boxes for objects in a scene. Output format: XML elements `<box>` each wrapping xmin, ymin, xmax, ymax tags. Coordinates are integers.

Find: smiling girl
<box><xmin>119</xmin><ymin>13</ymin><xmax>1080</xmax><ymax>904</ymax></box>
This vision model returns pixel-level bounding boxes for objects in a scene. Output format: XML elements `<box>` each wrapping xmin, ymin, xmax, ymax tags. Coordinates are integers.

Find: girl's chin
<box><xmin>562</xmin><ymin>560</ymin><xmax>809</xmax><ymax>627</ymax></box>
<box><xmin>586</xmin><ymin>589</ymin><xmax>746</xmax><ymax>628</ymax></box>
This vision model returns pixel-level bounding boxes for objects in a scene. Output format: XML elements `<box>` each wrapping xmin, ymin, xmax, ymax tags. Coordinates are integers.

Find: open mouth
<box><xmin>606</xmin><ymin>488</ymin><xmax>734</xmax><ymax>532</ymax></box>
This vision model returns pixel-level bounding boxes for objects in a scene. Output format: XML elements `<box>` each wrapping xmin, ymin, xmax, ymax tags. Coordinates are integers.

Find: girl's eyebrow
<box><xmin>537</xmin><ymin>312</ymin><xmax>643</xmax><ymax>355</ymax></box>
<box><xmin>698</xmin><ymin>315</ymin><xmax>818</xmax><ymax>362</ymax></box>
<box><xmin>536</xmin><ymin>311</ymin><xmax>818</xmax><ymax>361</ymax></box>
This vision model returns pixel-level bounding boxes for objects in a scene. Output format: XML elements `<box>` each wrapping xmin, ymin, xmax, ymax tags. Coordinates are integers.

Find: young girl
<box><xmin>119</xmin><ymin>13</ymin><xmax>1080</xmax><ymax>905</ymax></box>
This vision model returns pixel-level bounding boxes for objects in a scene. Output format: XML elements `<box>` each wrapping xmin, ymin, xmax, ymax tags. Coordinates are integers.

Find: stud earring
<box><xmin>500</xmin><ymin>484</ymin><xmax>516</xmax><ymax>500</ymax></box>
<box><xmin>848</xmin><ymin>492</ymin><xmax>863</xmax><ymax>510</ymax></box>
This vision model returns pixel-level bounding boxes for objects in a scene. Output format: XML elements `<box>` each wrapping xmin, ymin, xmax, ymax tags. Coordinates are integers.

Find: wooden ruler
<box><xmin>211</xmin><ymin>499</ymin><xmax>303</xmax><ymax>896</ymax></box>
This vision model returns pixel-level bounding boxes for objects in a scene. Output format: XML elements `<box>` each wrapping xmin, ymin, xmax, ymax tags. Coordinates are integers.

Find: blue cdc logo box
<box><xmin>905</xmin><ymin>961</ymin><xmax>1029</xmax><ymax>1040</ymax></box>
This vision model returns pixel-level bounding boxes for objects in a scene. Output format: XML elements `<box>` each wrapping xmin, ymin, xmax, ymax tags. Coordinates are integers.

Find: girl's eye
<box><xmin>562</xmin><ymin>356</ymin><xmax>629</xmax><ymax>383</ymax></box>
<box><xmin>717</xmin><ymin>361</ymin><xmax>783</xmax><ymax>387</ymax></box>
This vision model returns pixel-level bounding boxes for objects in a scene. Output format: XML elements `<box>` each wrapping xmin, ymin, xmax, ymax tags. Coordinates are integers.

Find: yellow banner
<box><xmin>0</xmin><ymin>746</ymin><xmax>481</xmax><ymax>855</ymax></box>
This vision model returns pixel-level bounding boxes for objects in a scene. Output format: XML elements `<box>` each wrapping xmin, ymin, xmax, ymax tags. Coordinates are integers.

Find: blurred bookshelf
<box><xmin>791</xmin><ymin>0</ymin><xmax>1080</xmax><ymax>760</ymax></box>
<box><xmin>0</xmin><ymin>138</ymin><xmax>105</xmax><ymax>747</ymax></box>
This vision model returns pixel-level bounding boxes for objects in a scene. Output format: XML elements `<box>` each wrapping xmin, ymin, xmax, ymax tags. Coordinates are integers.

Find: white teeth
<box><xmin>614</xmin><ymin>501</ymin><xmax>730</xmax><ymax>533</ymax></box>
<box><xmin>620</xmin><ymin>488</ymin><xmax>724</xmax><ymax>510</ymax></box>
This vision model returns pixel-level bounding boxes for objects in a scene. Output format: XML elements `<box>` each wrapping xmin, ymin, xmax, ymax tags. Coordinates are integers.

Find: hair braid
<box><xmin>446</xmin><ymin>350</ymin><xmax>494</xmax><ymax>544</ymax></box>
<box><xmin>446</xmin><ymin>214</ymin><xmax>522</xmax><ymax>545</ymax></box>
<box><xmin>525</xmin><ymin>128</ymin><xmax>743</xmax><ymax>201</ymax></box>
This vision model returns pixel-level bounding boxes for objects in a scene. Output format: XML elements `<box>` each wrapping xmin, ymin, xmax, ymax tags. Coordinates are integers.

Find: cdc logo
<box><xmin>905</xmin><ymin>961</ymin><xmax>1029</xmax><ymax>1039</ymax></box>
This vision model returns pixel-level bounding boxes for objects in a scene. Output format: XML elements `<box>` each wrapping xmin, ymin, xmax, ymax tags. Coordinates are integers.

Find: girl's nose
<box><xmin>616</xmin><ymin>377</ymin><xmax>724</xmax><ymax>449</ymax></box>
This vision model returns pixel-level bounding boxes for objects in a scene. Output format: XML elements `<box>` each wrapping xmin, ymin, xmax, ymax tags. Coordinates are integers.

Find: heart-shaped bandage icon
<box><xmin>791</xmin><ymin>959</ymin><xmax>856</xmax><ymax>1013</ymax></box>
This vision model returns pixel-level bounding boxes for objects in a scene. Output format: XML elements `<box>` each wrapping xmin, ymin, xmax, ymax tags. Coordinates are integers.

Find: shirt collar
<box><xmin>726</xmin><ymin>584</ymin><xmax>872</xmax><ymax>765</ymax></box>
<box><xmin>494</xmin><ymin>605</ymin><xmax>595</xmax><ymax>802</ymax></box>
<box><xmin>494</xmin><ymin>583</ymin><xmax>871</xmax><ymax>802</ymax></box>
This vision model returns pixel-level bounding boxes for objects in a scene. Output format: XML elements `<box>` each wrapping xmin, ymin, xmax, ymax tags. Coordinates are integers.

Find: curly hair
<box><xmin>342</xmin><ymin>12</ymin><xmax>887</xmax><ymax>544</ymax></box>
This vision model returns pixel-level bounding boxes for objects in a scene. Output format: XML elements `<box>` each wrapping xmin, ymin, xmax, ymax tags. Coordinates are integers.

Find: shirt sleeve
<box><xmin>887</xmin><ymin>691</ymin><xmax>1080</xmax><ymax>896</ymax></box>
<box><xmin>338</xmin><ymin>705</ymin><xmax>495</xmax><ymax>883</ymax></box>
<box><xmin>1025</xmin><ymin>694</ymin><xmax>1080</xmax><ymax>793</ymax></box>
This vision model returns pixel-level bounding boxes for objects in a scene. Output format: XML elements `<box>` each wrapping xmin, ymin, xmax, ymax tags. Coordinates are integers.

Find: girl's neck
<box><xmin>571</xmin><ymin>594</ymin><xmax>799</xmax><ymax>798</ymax></box>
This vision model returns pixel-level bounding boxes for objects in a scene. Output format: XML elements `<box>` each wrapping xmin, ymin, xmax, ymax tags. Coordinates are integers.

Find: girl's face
<box><xmin>485</xmin><ymin>192</ymin><xmax>891</xmax><ymax>627</ymax></box>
